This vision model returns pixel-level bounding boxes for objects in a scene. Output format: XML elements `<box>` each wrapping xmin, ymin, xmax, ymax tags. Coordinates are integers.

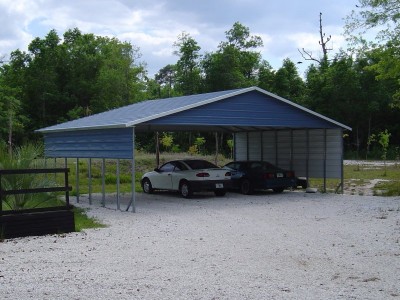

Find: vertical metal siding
<box><xmin>325</xmin><ymin>129</ymin><xmax>343</xmax><ymax>178</ymax></box>
<box><xmin>292</xmin><ymin>130</ymin><xmax>308</xmax><ymax>176</ymax></box>
<box><xmin>276</xmin><ymin>131</ymin><xmax>291</xmax><ymax>170</ymax></box>
<box><xmin>44</xmin><ymin>128</ymin><xmax>134</xmax><ymax>159</ymax></box>
<box><xmin>308</xmin><ymin>129</ymin><xmax>325</xmax><ymax>178</ymax></box>
<box><xmin>146</xmin><ymin>91</ymin><xmax>339</xmax><ymax>128</ymax></box>
<box><xmin>262</xmin><ymin>131</ymin><xmax>276</xmax><ymax>163</ymax></box>
<box><xmin>235</xmin><ymin>128</ymin><xmax>343</xmax><ymax>179</ymax></box>
<box><xmin>234</xmin><ymin>132</ymin><xmax>247</xmax><ymax>160</ymax></box>
<box><xmin>248</xmin><ymin>132</ymin><xmax>262</xmax><ymax>160</ymax></box>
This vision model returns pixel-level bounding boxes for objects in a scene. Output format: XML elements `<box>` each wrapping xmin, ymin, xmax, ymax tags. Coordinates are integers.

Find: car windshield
<box><xmin>184</xmin><ymin>160</ymin><xmax>218</xmax><ymax>170</ymax></box>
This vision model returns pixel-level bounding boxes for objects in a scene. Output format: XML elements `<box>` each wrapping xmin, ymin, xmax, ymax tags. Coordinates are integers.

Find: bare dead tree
<box><xmin>298</xmin><ymin>12</ymin><xmax>333</xmax><ymax>64</ymax></box>
<box><xmin>0</xmin><ymin>54</ymin><xmax>7</xmax><ymax>64</ymax></box>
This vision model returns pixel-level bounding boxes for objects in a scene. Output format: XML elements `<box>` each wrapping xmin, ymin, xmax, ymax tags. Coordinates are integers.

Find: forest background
<box><xmin>0</xmin><ymin>0</ymin><xmax>399</xmax><ymax>160</ymax></box>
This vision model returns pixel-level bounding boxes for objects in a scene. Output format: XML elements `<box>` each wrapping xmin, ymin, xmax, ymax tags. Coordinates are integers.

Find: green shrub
<box><xmin>0</xmin><ymin>143</ymin><xmax>59</xmax><ymax>210</ymax></box>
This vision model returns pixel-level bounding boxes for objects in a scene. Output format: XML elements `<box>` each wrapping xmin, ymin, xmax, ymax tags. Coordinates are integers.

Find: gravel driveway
<box><xmin>1</xmin><ymin>191</ymin><xmax>399</xmax><ymax>299</ymax></box>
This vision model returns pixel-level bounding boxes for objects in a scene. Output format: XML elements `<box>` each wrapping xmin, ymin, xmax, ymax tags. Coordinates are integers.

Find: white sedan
<box><xmin>141</xmin><ymin>159</ymin><xmax>231</xmax><ymax>198</ymax></box>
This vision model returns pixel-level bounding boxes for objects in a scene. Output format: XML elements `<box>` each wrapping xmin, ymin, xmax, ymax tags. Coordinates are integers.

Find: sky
<box><xmin>0</xmin><ymin>0</ymin><xmax>360</xmax><ymax>77</ymax></box>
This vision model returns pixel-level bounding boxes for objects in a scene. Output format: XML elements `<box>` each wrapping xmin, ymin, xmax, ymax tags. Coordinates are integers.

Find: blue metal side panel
<box><xmin>44</xmin><ymin>128</ymin><xmax>133</xmax><ymax>159</ymax></box>
<box><xmin>144</xmin><ymin>91</ymin><xmax>337</xmax><ymax>128</ymax></box>
<box><xmin>38</xmin><ymin>89</ymin><xmax>243</xmax><ymax>132</ymax></box>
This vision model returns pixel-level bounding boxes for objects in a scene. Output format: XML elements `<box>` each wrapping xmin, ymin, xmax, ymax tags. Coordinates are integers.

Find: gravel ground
<box><xmin>1</xmin><ymin>191</ymin><xmax>399</xmax><ymax>299</ymax></box>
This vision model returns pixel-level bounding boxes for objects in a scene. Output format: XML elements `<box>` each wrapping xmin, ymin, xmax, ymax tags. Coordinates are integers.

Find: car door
<box><xmin>225</xmin><ymin>162</ymin><xmax>243</xmax><ymax>182</ymax></box>
<box><xmin>151</xmin><ymin>162</ymin><xmax>175</xmax><ymax>190</ymax></box>
<box><xmin>170</xmin><ymin>161</ymin><xmax>189</xmax><ymax>190</ymax></box>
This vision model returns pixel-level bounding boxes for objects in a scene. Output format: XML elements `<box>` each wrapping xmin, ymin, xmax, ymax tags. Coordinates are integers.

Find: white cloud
<box><xmin>0</xmin><ymin>0</ymin><xmax>359</xmax><ymax>75</ymax></box>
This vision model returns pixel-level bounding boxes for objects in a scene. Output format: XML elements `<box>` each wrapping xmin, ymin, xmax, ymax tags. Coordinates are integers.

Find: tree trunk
<box><xmin>8</xmin><ymin>108</ymin><xmax>13</xmax><ymax>156</ymax></box>
<box><xmin>366</xmin><ymin>115</ymin><xmax>371</xmax><ymax>160</ymax></box>
<box><xmin>155</xmin><ymin>132</ymin><xmax>160</xmax><ymax>167</ymax></box>
<box><xmin>214</xmin><ymin>132</ymin><xmax>219</xmax><ymax>165</ymax></box>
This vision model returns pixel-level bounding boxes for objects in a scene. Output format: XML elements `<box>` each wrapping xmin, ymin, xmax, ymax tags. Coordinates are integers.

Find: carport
<box><xmin>37</xmin><ymin>86</ymin><xmax>351</xmax><ymax>212</ymax></box>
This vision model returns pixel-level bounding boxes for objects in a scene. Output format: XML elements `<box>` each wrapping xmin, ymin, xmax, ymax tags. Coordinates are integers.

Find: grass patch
<box><xmin>373</xmin><ymin>180</ymin><xmax>400</xmax><ymax>196</ymax></box>
<box><xmin>73</xmin><ymin>206</ymin><xmax>107</xmax><ymax>232</ymax></box>
<box><xmin>345</xmin><ymin>163</ymin><xmax>400</xmax><ymax>180</ymax></box>
<box><xmin>56</xmin><ymin>152</ymin><xmax>231</xmax><ymax>197</ymax></box>
<box><xmin>307</xmin><ymin>163</ymin><xmax>400</xmax><ymax>196</ymax></box>
<box><xmin>51</xmin><ymin>155</ymin><xmax>400</xmax><ymax>197</ymax></box>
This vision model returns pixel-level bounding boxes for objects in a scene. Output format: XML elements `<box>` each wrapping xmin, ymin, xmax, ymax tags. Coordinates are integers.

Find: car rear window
<box><xmin>184</xmin><ymin>160</ymin><xmax>218</xmax><ymax>170</ymax></box>
<box><xmin>261</xmin><ymin>162</ymin><xmax>280</xmax><ymax>171</ymax></box>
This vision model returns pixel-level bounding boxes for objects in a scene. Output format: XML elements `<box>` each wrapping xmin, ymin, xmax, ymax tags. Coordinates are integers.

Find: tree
<box><xmin>0</xmin><ymin>52</ymin><xmax>28</xmax><ymax>151</ymax></box>
<box><xmin>2</xmin><ymin>27</ymin><xmax>146</xmax><ymax>142</ymax></box>
<box><xmin>378</xmin><ymin>129</ymin><xmax>391</xmax><ymax>160</ymax></box>
<box><xmin>160</xmin><ymin>132</ymin><xmax>174</xmax><ymax>151</ymax></box>
<box><xmin>298</xmin><ymin>12</ymin><xmax>333</xmax><ymax>64</ymax></box>
<box><xmin>345</xmin><ymin>0</ymin><xmax>399</xmax><ymax>46</ymax></box>
<box><xmin>24</xmin><ymin>30</ymin><xmax>63</xmax><ymax>129</ymax></box>
<box><xmin>345</xmin><ymin>0</ymin><xmax>400</xmax><ymax>107</ymax></box>
<box><xmin>93</xmin><ymin>37</ymin><xmax>145</xmax><ymax>112</ymax></box>
<box><xmin>155</xmin><ymin>64</ymin><xmax>177</xmax><ymax>98</ymax></box>
<box><xmin>173</xmin><ymin>32</ymin><xmax>202</xmax><ymax>95</ymax></box>
<box><xmin>203</xmin><ymin>22</ymin><xmax>263</xmax><ymax>92</ymax></box>
<box><xmin>273</xmin><ymin>58</ymin><xmax>305</xmax><ymax>103</ymax></box>
<box><xmin>304</xmin><ymin>52</ymin><xmax>397</xmax><ymax>157</ymax></box>
<box><xmin>257</xmin><ymin>60</ymin><xmax>275</xmax><ymax>92</ymax></box>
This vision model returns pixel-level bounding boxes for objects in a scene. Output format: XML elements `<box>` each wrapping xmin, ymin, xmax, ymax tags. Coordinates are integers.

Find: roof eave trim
<box><xmin>35</xmin><ymin>123</ymin><xmax>129</xmax><ymax>134</ymax></box>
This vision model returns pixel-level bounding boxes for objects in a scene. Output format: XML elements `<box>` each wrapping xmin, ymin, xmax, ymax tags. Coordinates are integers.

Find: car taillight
<box><xmin>263</xmin><ymin>173</ymin><xmax>275</xmax><ymax>179</ymax></box>
<box><xmin>286</xmin><ymin>171</ymin><xmax>295</xmax><ymax>178</ymax></box>
<box><xmin>196</xmin><ymin>172</ymin><xmax>210</xmax><ymax>177</ymax></box>
<box><xmin>225</xmin><ymin>171</ymin><xmax>231</xmax><ymax>176</ymax></box>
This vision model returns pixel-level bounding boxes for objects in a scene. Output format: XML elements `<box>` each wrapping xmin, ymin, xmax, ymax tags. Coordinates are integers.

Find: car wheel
<box><xmin>214</xmin><ymin>189</ymin><xmax>226</xmax><ymax>197</ymax></box>
<box><xmin>180</xmin><ymin>181</ymin><xmax>192</xmax><ymax>198</ymax></box>
<box><xmin>142</xmin><ymin>178</ymin><xmax>154</xmax><ymax>194</ymax></box>
<box><xmin>240</xmin><ymin>179</ymin><xmax>253</xmax><ymax>195</ymax></box>
<box><xmin>273</xmin><ymin>187</ymin><xmax>284</xmax><ymax>193</ymax></box>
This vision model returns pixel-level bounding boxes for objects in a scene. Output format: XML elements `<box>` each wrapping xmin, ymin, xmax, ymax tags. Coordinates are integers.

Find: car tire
<box><xmin>273</xmin><ymin>187</ymin><xmax>284</xmax><ymax>193</ymax></box>
<box><xmin>180</xmin><ymin>181</ymin><xmax>192</xmax><ymax>198</ymax></box>
<box><xmin>240</xmin><ymin>179</ymin><xmax>253</xmax><ymax>195</ymax></box>
<box><xmin>214</xmin><ymin>189</ymin><xmax>226</xmax><ymax>197</ymax></box>
<box><xmin>142</xmin><ymin>178</ymin><xmax>154</xmax><ymax>194</ymax></box>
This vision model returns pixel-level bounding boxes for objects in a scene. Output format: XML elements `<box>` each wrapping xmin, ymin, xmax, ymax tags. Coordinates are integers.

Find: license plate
<box><xmin>276</xmin><ymin>173</ymin><xmax>283</xmax><ymax>178</ymax></box>
<box><xmin>215</xmin><ymin>183</ymin><xmax>224</xmax><ymax>188</ymax></box>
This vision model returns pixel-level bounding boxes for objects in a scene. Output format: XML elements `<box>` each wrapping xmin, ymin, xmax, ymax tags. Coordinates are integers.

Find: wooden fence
<box><xmin>0</xmin><ymin>168</ymin><xmax>74</xmax><ymax>239</ymax></box>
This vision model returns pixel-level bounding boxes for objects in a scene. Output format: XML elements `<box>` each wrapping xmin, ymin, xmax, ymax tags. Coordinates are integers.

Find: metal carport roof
<box><xmin>37</xmin><ymin>86</ymin><xmax>351</xmax><ymax>212</ymax></box>
<box><xmin>37</xmin><ymin>86</ymin><xmax>351</xmax><ymax>134</ymax></box>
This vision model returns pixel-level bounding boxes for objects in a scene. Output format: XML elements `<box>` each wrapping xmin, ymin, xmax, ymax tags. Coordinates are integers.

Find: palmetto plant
<box><xmin>0</xmin><ymin>143</ymin><xmax>57</xmax><ymax>210</ymax></box>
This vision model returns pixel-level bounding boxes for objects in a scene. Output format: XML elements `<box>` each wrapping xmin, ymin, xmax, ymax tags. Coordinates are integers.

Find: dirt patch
<box><xmin>345</xmin><ymin>178</ymin><xmax>391</xmax><ymax>196</ymax></box>
<box><xmin>343</xmin><ymin>160</ymin><xmax>397</xmax><ymax>196</ymax></box>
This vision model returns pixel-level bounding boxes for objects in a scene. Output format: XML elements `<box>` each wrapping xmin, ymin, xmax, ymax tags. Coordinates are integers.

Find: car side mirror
<box><xmin>154</xmin><ymin>168</ymin><xmax>160</xmax><ymax>172</ymax></box>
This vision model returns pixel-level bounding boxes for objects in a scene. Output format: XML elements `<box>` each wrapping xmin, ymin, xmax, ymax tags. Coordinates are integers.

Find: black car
<box><xmin>224</xmin><ymin>161</ymin><xmax>297</xmax><ymax>194</ymax></box>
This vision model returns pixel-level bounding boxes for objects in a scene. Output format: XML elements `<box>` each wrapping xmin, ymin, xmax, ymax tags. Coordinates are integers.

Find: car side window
<box><xmin>173</xmin><ymin>161</ymin><xmax>188</xmax><ymax>171</ymax></box>
<box><xmin>225</xmin><ymin>163</ymin><xmax>234</xmax><ymax>170</ymax></box>
<box><xmin>251</xmin><ymin>162</ymin><xmax>263</xmax><ymax>171</ymax></box>
<box><xmin>159</xmin><ymin>162</ymin><xmax>175</xmax><ymax>172</ymax></box>
<box><xmin>227</xmin><ymin>162</ymin><xmax>241</xmax><ymax>171</ymax></box>
<box><xmin>237</xmin><ymin>163</ymin><xmax>246</xmax><ymax>171</ymax></box>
